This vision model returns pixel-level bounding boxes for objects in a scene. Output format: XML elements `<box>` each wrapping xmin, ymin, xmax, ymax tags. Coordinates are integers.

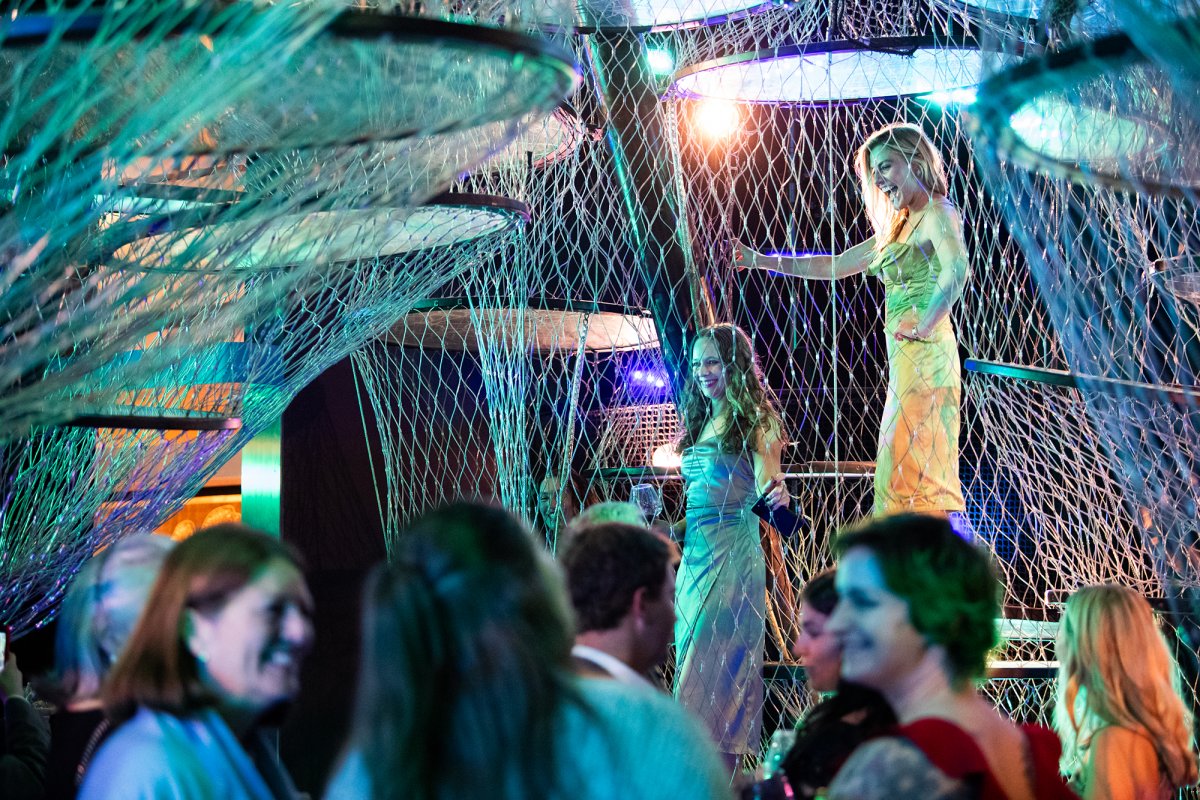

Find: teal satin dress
<box><xmin>674</xmin><ymin>438</ymin><xmax>765</xmax><ymax>755</ymax></box>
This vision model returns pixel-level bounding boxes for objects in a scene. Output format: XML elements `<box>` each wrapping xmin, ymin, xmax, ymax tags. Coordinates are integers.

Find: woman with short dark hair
<box><xmin>825</xmin><ymin>514</ymin><xmax>1076</xmax><ymax>800</ymax></box>
<box><xmin>773</xmin><ymin>569</ymin><xmax>896</xmax><ymax>799</ymax></box>
<box><xmin>79</xmin><ymin>524</ymin><xmax>313</xmax><ymax>800</ymax></box>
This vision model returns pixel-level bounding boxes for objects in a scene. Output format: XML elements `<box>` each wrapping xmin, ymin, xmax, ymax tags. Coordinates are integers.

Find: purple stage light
<box><xmin>625</xmin><ymin>365</ymin><xmax>671</xmax><ymax>392</ymax></box>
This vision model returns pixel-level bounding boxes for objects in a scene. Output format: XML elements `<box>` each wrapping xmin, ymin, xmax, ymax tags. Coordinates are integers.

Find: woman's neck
<box><xmin>882</xmin><ymin>649</ymin><xmax>966</xmax><ymax>724</ymax></box>
<box><xmin>904</xmin><ymin>193</ymin><xmax>934</xmax><ymax>215</ymax></box>
<box><xmin>708</xmin><ymin>397</ymin><xmax>730</xmax><ymax>420</ymax></box>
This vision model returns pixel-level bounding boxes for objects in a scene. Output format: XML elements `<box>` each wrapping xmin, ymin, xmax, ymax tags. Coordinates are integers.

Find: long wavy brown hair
<box><xmin>341</xmin><ymin>501</ymin><xmax>581</xmax><ymax>800</ymax></box>
<box><xmin>676</xmin><ymin>323</ymin><xmax>784</xmax><ymax>455</ymax></box>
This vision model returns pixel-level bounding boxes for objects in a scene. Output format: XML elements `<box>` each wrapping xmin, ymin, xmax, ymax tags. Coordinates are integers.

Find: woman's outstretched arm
<box><xmin>736</xmin><ymin>238</ymin><xmax>876</xmax><ymax>280</ymax></box>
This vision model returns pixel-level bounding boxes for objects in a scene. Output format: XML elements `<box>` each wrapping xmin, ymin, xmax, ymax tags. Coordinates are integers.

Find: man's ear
<box><xmin>629</xmin><ymin>586</ymin><xmax>648</xmax><ymax>627</ymax></box>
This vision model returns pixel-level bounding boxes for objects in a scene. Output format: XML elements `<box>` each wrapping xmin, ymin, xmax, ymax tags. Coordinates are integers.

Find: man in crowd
<box><xmin>560</xmin><ymin>522</ymin><xmax>677</xmax><ymax>689</ymax></box>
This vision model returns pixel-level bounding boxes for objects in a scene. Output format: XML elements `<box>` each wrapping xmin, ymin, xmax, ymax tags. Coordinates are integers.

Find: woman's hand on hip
<box><xmin>893</xmin><ymin>310</ymin><xmax>932</xmax><ymax>343</ymax></box>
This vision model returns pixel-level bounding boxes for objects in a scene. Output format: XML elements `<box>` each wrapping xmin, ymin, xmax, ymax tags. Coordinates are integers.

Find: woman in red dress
<box><xmin>824</xmin><ymin>514</ymin><xmax>1078</xmax><ymax>800</ymax></box>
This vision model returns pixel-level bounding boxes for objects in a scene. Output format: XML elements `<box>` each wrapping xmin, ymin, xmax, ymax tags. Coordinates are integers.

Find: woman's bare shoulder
<box><xmin>1086</xmin><ymin>725</ymin><xmax>1163</xmax><ymax>794</ymax></box>
<box><xmin>1091</xmin><ymin>724</ymin><xmax>1160</xmax><ymax>762</ymax></box>
<box><xmin>922</xmin><ymin>196</ymin><xmax>962</xmax><ymax>227</ymax></box>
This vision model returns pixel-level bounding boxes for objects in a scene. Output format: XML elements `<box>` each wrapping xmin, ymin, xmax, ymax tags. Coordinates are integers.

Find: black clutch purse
<box><xmin>751</xmin><ymin>494</ymin><xmax>810</xmax><ymax>539</ymax></box>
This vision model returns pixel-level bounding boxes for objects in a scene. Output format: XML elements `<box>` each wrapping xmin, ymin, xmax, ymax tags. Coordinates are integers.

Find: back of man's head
<box><xmin>570</xmin><ymin>501</ymin><xmax>646</xmax><ymax>530</ymax></box>
<box><xmin>561</xmin><ymin>522</ymin><xmax>671</xmax><ymax>634</ymax></box>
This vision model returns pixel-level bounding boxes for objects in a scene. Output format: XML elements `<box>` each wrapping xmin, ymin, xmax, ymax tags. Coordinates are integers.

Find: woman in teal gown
<box><xmin>674</xmin><ymin>323</ymin><xmax>790</xmax><ymax>769</ymax></box>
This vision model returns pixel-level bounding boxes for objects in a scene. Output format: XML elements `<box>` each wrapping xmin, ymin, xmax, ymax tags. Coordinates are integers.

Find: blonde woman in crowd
<box><xmin>1055</xmin><ymin>584</ymin><xmax>1198</xmax><ymax>800</ymax></box>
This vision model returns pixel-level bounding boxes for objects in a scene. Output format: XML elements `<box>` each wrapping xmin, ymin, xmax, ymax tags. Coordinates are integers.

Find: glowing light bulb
<box><xmin>646</xmin><ymin>47</ymin><xmax>675</xmax><ymax>76</ymax></box>
<box><xmin>652</xmin><ymin>443</ymin><xmax>682</xmax><ymax>468</ymax></box>
<box><xmin>694</xmin><ymin>98</ymin><xmax>741</xmax><ymax>140</ymax></box>
<box><xmin>924</xmin><ymin>87</ymin><xmax>977</xmax><ymax>107</ymax></box>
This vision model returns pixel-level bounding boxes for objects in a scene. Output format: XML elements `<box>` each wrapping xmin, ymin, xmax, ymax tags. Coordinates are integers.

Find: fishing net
<box><xmin>0</xmin><ymin>2</ymin><xmax>577</xmax><ymax>636</ymax></box>
<box><xmin>346</xmin><ymin>0</ymin><xmax>1109</xmax><ymax>760</ymax></box>
<box><xmin>968</xmin><ymin>4</ymin><xmax>1200</xmax><ymax>703</ymax></box>
<box><xmin>0</xmin><ymin>2</ymin><xmax>577</xmax><ymax>434</ymax></box>
<box><xmin>1</xmin><ymin>196</ymin><xmax>533</xmax><ymax>636</ymax></box>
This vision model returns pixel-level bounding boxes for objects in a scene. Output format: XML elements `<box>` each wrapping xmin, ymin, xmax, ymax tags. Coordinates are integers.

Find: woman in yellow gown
<box><xmin>739</xmin><ymin>123</ymin><xmax>967</xmax><ymax>517</ymax></box>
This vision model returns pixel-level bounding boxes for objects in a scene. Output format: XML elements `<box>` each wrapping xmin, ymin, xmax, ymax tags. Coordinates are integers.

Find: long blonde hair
<box><xmin>1055</xmin><ymin>584</ymin><xmax>1198</xmax><ymax>788</ymax></box>
<box><xmin>855</xmin><ymin>123</ymin><xmax>949</xmax><ymax>247</ymax></box>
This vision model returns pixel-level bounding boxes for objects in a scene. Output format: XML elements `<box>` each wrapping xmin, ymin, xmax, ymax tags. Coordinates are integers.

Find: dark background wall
<box><xmin>278</xmin><ymin>356</ymin><xmax>388</xmax><ymax>795</ymax></box>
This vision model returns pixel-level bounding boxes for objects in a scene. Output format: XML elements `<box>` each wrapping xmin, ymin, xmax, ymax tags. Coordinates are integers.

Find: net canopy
<box><xmin>969</xmin><ymin>3</ymin><xmax>1200</xmax><ymax>676</ymax></box>
<box><xmin>0</xmin><ymin>4</ymin><xmax>577</xmax><ymax>435</ymax></box>
<box><xmin>347</xmin><ymin>0</ymin><xmax>1142</xmax><ymax>761</ymax></box>
<box><xmin>1</xmin><ymin>196</ymin><xmax>531</xmax><ymax>636</ymax></box>
<box><xmin>0</xmin><ymin>1</ymin><xmax>577</xmax><ymax>636</ymax></box>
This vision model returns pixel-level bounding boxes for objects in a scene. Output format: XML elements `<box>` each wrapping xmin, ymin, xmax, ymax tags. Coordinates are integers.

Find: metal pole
<box><xmin>584</xmin><ymin>31</ymin><xmax>714</xmax><ymax>401</ymax></box>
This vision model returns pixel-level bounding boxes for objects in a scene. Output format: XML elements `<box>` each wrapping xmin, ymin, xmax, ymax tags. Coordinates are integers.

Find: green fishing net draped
<box><xmin>0</xmin><ymin>1</ymin><xmax>577</xmax><ymax>635</ymax></box>
<box><xmin>968</xmin><ymin>0</ymin><xmax>1200</xmax><ymax>715</ymax></box>
<box><xmin>4</xmin><ymin>0</ymin><xmax>1197</xmax><ymax>770</ymax></box>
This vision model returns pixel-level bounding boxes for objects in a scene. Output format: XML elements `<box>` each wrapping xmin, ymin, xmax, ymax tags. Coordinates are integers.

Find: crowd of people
<box><xmin>2</xmin><ymin>120</ymin><xmax>1197</xmax><ymax>799</ymax></box>
<box><xmin>4</xmin><ymin>506</ymin><xmax>1195</xmax><ymax>800</ymax></box>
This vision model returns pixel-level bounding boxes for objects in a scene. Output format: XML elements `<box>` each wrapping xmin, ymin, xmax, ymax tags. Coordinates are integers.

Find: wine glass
<box><xmin>629</xmin><ymin>483</ymin><xmax>663</xmax><ymax>524</ymax></box>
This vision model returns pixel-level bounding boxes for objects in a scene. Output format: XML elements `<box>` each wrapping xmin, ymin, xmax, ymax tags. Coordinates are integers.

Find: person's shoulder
<box><xmin>925</xmin><ymin>197</ymin><xmax>964</xmax><ymax>228</ymax></box>
<box><xmin>758</xmin><ymin>411</ymin><xmax>785</xmax><ymax>441</ymax></box>
<box><xmin>79</xmin><ymin>709</ymin><xmax>211</xmax><ymax>799</ymax></box>
<box><xmin>325</xmin><ymin>749</ymin><xmax>370</xmax><ymax>800</ymax></box>
<box><xmin>827</xmin><ymin>735</ymin><xmax>974</xmax><ymax>800</ymax></box>
<box><xmin>930</xmin><ymin>195</ymin><xmax>959</xmax><ymax>213</ymax></box>
<box><xmin>4</xmin><ymin>695</ymin><xmax>49</xmax><ymax>733</ymax></box>
<box><xmin>1090</xmin><ymin>724</ymin><xmax>1160</xmax><ymax>766</ymax></box>
<box><xmin>1084</xmin><ymin>725</ymin><xmax>1164</xmax><ymax>798</ymax></box>
<box><xmin>1020</xmin><ymin>721</ymin><xmax>1064</xmax><ymax>758</ymax></box>
<box><xmin>575</xmin><ymin>675</ymin><xmax>676</xmax><ymax>719</ymax></box>
<box><xmin>79</xmin><ymin>713</ymin><xmax>179</xmax><ymax>799</ymax></box>
<box><xmin>571</xmin><ymin>678</ymin><xmax>731</xmax><ymax>799</ymax></box>
<box><xmin>89</xmin><ymin>708</ymin><xmax>173</xmax><ymax>751</ymax></box>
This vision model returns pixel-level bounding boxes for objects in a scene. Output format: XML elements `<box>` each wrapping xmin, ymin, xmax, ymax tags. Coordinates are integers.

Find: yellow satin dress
<box><xmin>866</xmin><ymin>239</ymin><xmax>966</xmax><ymax>516</ymax></box>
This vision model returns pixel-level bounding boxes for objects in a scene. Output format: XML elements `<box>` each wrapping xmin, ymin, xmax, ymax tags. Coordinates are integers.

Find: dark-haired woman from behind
<box><xmin>325</xmin><ymin>501</ymin><xmax>730</xmax><ymax>800</ymax></box>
